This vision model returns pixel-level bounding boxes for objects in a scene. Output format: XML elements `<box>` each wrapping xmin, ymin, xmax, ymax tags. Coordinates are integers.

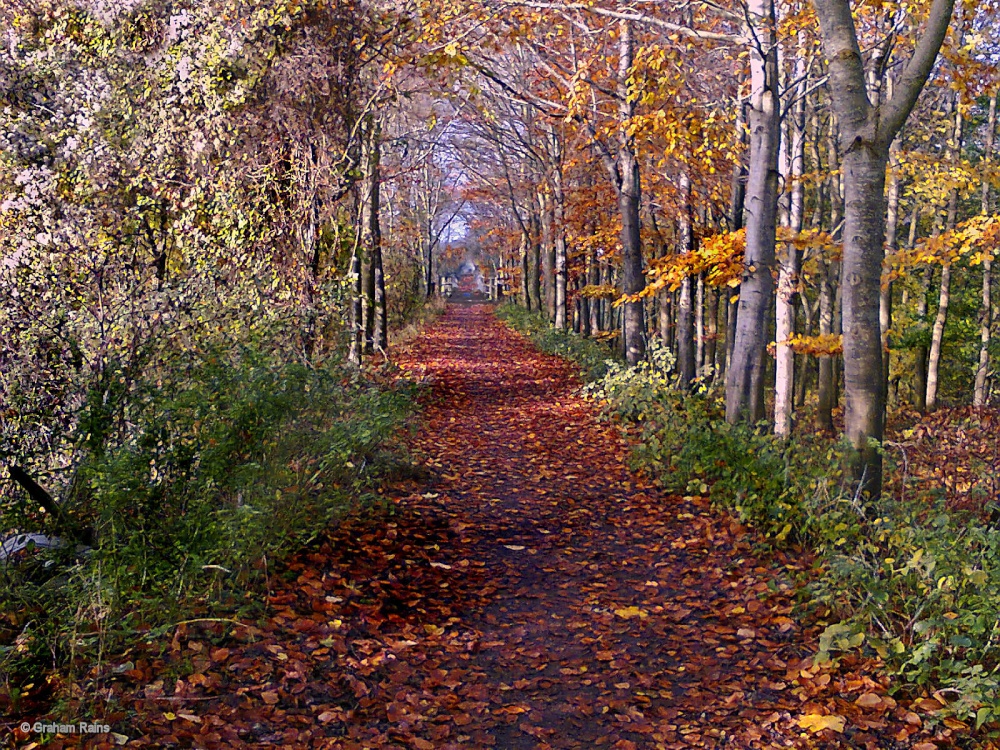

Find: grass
<box><xmin>1</xmin><ymin>337</ymin><xmax>420</xmax><ymax>718</ymax></box>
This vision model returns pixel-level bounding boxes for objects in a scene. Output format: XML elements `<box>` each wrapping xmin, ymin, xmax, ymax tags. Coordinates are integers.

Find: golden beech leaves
<box><xmin>579</xmin><ymin>284</ymin><xmax>618</xmax><ymax>299</ymax></box>
<box><xmin>631</xmin><ymin>227</ymin><xmax>843</xmax><ymax>306</ymax></box>
<box><xmin>633</xmin><ymin>229</ymin><xmax>746</xmax><ymax>303</ymax></box>
<box><xmin>797</xmin><ymin>713</ymin><xmax>846</xmax><ymax>733</ymax></box>
<box><xmin>894</xmin><ymin>215</ymin><xmax>1000</xmax><ymax>271</ymax></box>
<box><xmin>776</xmin><ymin>227</ymin><xmax>840</xmax><ymax>258</ymax></box>
<box><xmin>781</xmin><ymin>334</ymin><xmax>844</xmax><ymax>357</ymax></box>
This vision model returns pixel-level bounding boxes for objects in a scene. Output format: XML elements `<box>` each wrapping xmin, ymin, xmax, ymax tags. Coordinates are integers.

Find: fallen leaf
<box><xmin>613</xmin><ymin>606</ymin><xmax>648</xmax><ymax>619</ymax></box>
<box><xmin>797</xmin><ymin>713</ymin><xmax>845</xmax><ymax>733</ymax></box>
<box><xmin>855</xmin><ymin>693</ymin><xmax>882</xmax><ymax>708</ymax></box>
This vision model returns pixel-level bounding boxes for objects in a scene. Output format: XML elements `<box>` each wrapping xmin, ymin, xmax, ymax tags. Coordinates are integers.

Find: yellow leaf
<box><xmin>613</xmin><ymin>606</ymin><xmax>648</xmax><ymax>619</ymax></box>
<box><xmin>797</xmin><ymin>713</ymin><xmax>845</xmax><ymax>733</ymax></box>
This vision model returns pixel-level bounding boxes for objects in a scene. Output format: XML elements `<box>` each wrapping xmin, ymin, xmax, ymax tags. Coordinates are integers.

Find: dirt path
<box><xmin>392</xmin><ymin>304</ymin><xmax>814</xmax><ymax>749</ymax></box>
<box><xmin>84</xmin><ymin>304</ymin><xmax>945</xmax><ymax>749</ymax></box>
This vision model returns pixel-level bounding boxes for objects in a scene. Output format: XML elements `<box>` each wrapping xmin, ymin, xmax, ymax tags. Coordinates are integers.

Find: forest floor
<box><xmin>38</xmin><ymin>304</ymin><xmax>972</xmax><ymax>750</ymax></box>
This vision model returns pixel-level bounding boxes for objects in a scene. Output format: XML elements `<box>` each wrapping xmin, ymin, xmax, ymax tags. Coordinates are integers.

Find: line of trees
<box><xmin>432</xmin><ymin>0</ymin><xmax>999</xmax><ymax>498</ymax></box>
<box><xmin>0</xmin><ymin>0</ymin><xmax>468</xmax><ymax>525</ymax></box>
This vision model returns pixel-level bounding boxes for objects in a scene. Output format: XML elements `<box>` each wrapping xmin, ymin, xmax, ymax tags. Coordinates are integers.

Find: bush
<box><xmin>0</xmin><ymin>343</ymin><xmax>415</xmax><ymax>704</ymax></box>
<box><xmin>808</xmin><ymin>492</ymin><xmax>1000</xmax><ymax>728</ymax></box>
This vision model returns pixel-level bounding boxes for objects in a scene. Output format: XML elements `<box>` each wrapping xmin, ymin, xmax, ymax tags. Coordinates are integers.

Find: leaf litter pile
<box><xmin>44</xmin><ymin>304</ymin><xmax>969</xmax><ymax>749</ymax></box>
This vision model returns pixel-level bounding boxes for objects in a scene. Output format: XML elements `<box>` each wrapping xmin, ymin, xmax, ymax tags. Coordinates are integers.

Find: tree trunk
<box><xmin>839</xmin><ymin>144</ymin><xmax>890</xmax><ymax>495</ymax></box>
<box><xmin>774</xmin><ymin>48</ymin><xmax>806</xmax><ymax>437</ymax></box>
<box><xmin>361</xmin><ymin>251</ymin><xmax>375</xmax><ymax>355</ymax></box>
<box><xmin>925</xmin><ymin>262</ymin><xmax>951</xmax><ymax>411</ymax></box>
<box><xmin>695</xmin><ymin>274</ymin><xmax>706</xmax><ymax>376</ymax></box>
<box><xmin>359</xmin><ymin>115</ymin><xmax>382</xmax><ymax>355</ymax></box>
<box><xmin>925</xmin><ymin>98</ymin><xmax>963</xmax><ymax>411</ymax></box>
<box><xmin>721</xmin><ymin>103</ymin><xmax>748</xmax><ymax>384</ymax></box>
<box><xmin>725</xmin><ymin>0</ymin><xmax>780</xmax><ymax>423</ymax></box>
<box><xmin>797</xmin><ymin>297</ymin><xmax>815</xmax><ymax>407</ymax></box>
<box><xmin>616</xmin><ymin>19</ymin><xmax>646</xmax><ymax>365</ymax></box>
<box><xmin>549</xmin><ymin>126</ymin><xmax>568</xmax><ymax>330</ymax></box>
<box><xmin>529</xmin><ymin>207</ymin><xmax>542</xmax><ymax>313</ymax></box>
<box><xmin>914</xmin><ymin>264</ymin><xmax>931</xmax><ymax>411</ymax></box>
<box><xmin>520</xmin><ymin>229</ymin><xmax>531</xmax><ymax>310</ymax></box>
<box><xmin>366</xmin><ymin>118</ymin><xmax>387</xmax><ymax>353</ymax></box>
<box><xmin>813</xmin><ymin>0</ymin><xmax>955</xmax><ymax>497</ymax></box>
<box><xmin>881</xmin><ymin>137</ymin><xmax>902</xmax><ymax>398</ymax></box>
<box><xmin>974</xmin><ymin>91</ymin><xmax>997</xmax><ymax>407</ymax></box>
<box><xmin>423</xmin><ymin>234</ymin><xmax>434</xmax><ymax>299</ymax></box>
<box><xmin>589</xmin><ymin>249</ymin><xmax>601</xmax><ymax>333</ymax></box>
<box><xmin>677</xmin><ymin>173</ymin><xmax>696</xmax><ymax>385</ymax></box>
<box><xmin>348</xmin><ymin>233</ymin><xmax>364</xmax><ymax>365</ymax></box>
<box><xmin>817</xmin><ymin>259</ymin><xmax>836</xmax><ymax>432</ymax></box>
<box><xmin>601</xmin><ymin>260</ymin><xmax>613</xmax><ymax>332</ymax></box>
<box><xmin>817</xmin><ymin>116</ymin><xmax>843</xmax><ymax>431</ymax></box>
<box><xmin>723</xmin><ymin>296</ymin><xmax>737</xmax><ymax>379</ymax></box>
<box><xmin>706</xmin><ymin>286</ymin><xmax>719</xmax><ymax>381</ymax></box>
<box><xmin>539</xmin><ymin>190</ymin><xmax>555</xmax><ymax>322</ymax></box>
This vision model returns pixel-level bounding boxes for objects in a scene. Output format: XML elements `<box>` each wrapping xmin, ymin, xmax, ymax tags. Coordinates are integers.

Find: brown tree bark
<box><xmin>725</xmin><ymin>0</ymin><xmax>780</xmax><ymax>423</ymax></box>
<box><xmin>367</xmin><ymin>118</ymin><xmax>387</xmax><ymax>353</ymax></box>
<box><xmin>677</xmin><ymin>173</ymin><xmax>696</xmax><ymax>386</ymax></box>
<box><xmin>614</xmin><ymin>19</ymin><xmax>646</xmax><ymax>364</ymax></box>
<box><xmin>974</xmin><ymin>92</ymin><xmax>998</xmax><ymax>407</ymax></box>
<box><xmin>812</xmin><ymin>0</ymin><xmax>956</xmax><ymax>497</ymax></box>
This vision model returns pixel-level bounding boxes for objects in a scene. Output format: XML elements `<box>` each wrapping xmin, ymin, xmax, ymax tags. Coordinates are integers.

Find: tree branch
<box><xmin>509</xmin><ymin>1</ymin><xmax>743</xmax><ymax>43</ymax></box>
<box><xmin>7</xmin><ymin>465</ymin><xmax>93</xmax><ymax>545</ymax></box>
<box><xmin>877</xmin><ymin>0</ymin><xmax>956</xmax><ymax>143</ymax></box>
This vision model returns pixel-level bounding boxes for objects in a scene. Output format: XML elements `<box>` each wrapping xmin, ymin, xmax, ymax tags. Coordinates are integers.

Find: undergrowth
<box><xmin>497</xmin><ymin>302</ymin><xmax>1000</xmax><ymax>733</ymax></box>
<box><xmin>0</xmin><ymin>341</ymin><xmax>416</xmax><ymax>716</ymax></box>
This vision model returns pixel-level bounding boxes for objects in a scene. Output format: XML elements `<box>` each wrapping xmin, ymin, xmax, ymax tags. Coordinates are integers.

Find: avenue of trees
<box><xmin>443</xmin><ymin>0</ymin><xmax>999</xmax><ymax>499</ymax></box>
<box><xmin>3</xmin><ymin>0</ymin><xmax>1000</xmax><ymax>733</ymax></box>
<box><xmin>4</xmin><ymin>0</ymin><xmax>994</xmax><ymax>552</ymax></box>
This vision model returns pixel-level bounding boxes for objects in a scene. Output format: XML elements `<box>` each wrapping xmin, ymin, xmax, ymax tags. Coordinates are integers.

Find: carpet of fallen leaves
<box><xmin>28</xmin><ymin>304</ymin><xmax>984</xmax><ymax>749</ymax></box>
<box><xmin>885</xmin><ymin>407</ymin><xmax>1000</xmax><ymax>516</ymax></box>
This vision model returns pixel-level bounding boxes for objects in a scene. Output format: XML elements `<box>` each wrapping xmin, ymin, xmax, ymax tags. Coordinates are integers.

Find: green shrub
<box><xmin>808</xmin><ymin>492</ymin><xmax>1000</xmax><ymax>727</ymax></box>
<box><xmin>584</xmin><ymin>364</ymin><xmax>834</xmax><ymax>545</ymax></box>
<box><xmin>0</xmin><ymin>343</ymin><xmax>415</xmax><ymax>696</ymax></box>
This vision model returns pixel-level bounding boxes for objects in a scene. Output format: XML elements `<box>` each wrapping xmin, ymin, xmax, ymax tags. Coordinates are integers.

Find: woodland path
<box><xmin>93</xmin><ymin>304</ymin><xmax>940</xmax><ymax>750</ymax></box>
